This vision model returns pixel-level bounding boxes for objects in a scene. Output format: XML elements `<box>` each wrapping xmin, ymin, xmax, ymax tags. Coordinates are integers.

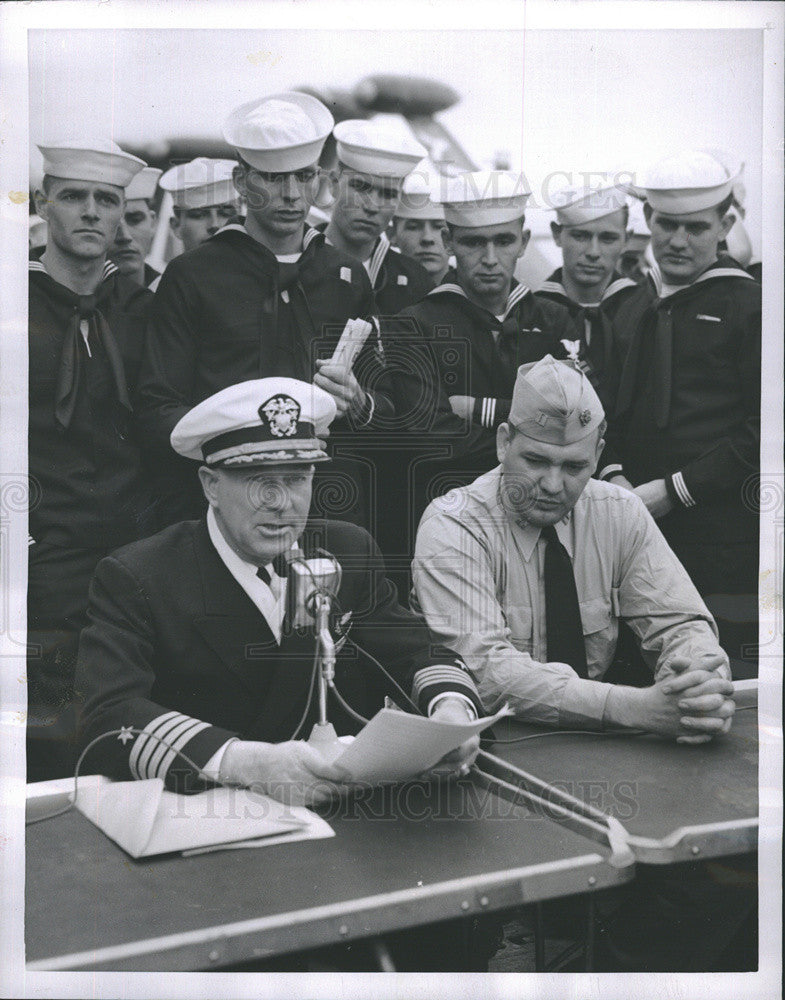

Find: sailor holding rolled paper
<box><xmin>321</xmin><ymin>119</ymin><xmax>435</xmax><ymax>314</ymax></box>
<box><xmin>75</xmin><ymin>378</ymin><xmax>483</xmax><ymax>805</ymax></box>
<box><xmin>135</xmin><ymin>92</ymin><xmax>393</xmax><ymax>523</ymax></box>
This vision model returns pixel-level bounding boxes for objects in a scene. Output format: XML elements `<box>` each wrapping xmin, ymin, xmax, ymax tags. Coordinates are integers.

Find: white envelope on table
<box><xmin>74</xmin><ymin>775</ymin><xmax>332</xmax><ymax>858</ymax></box>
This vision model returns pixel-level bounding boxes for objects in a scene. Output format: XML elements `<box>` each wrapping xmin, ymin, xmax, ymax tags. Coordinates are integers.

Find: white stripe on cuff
<box><xmin>129</xmin><ymin>711</ymin><xmax>210</xmax><ymax>780</ymax></box>
<box><xmin>672</xmin><ymin>471</ymin><xmax>697</xmax><ymax>507</ymax></box>
<box><xmin>148</xmin><ymin>717</ymin><xmax>210</xmax><ymax>780</ymax></box>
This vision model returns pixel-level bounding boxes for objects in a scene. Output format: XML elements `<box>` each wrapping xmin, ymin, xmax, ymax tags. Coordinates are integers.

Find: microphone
<box><xmin>280</xmin><ymin>549</ymin><xmax>343</xmax><ymax>758</ymax></box>
<box><xmin>283</xmin><ymin>551</ymin><xmax>341</xmax><ymax>630</ymax></box>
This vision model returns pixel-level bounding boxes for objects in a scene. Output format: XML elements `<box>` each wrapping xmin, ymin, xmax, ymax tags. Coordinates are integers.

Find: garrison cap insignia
<box><xmin>259</xmin><ymin>394</ymin><xmax>301</xmax><ymax>438</ymax></box>
<box><xmin>535</xmin><ymin>411</ymin><xmax>549</xmax><ymax>427</ymax></box>
<box><xmin>579</xmin><ymin>409</ymin><xmax>592</xmax><ymax>426</ymax></box>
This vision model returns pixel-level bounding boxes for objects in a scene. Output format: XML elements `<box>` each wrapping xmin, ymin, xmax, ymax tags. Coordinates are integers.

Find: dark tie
<box><xmin>277</xmin><ymin>260</ymin><xmax>316</xmax><ymax>382</ymax></box>
<box><xmin>53</xmin><ymin>289</ymin><xmax>132</xmax><ymax>431</ymax></box>
<box><xmin>541</xmin><ymin>525</ymin><xmax>588</xmax><ymax>678</ymax></box>
<box><xmin>256</xmin><ymin>566</ymin><xmax>272</xmax><ymax>586</ymax></box>
<box><xmin>495</xmin><ymin>315</ymin><xmax>520</xmax><ymax>372</ymax></box>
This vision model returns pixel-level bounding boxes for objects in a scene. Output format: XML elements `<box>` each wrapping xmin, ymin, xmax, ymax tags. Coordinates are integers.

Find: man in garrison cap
<box><xmin>158</xmin><ymin>157</ymin><xmax>240</xmax><ymax>256</ymax></box>
<box><xmin>414</xmin><ymin>355</ymin><xmax>735</xmax><ymax>738</ymax></box>
<box><xmin>412</xmin><ymin>357</ymin><xmax>755</xmax><ymax>972</ymax></box>
<box><xmin>391</xmin><ymin>159</ymin><xmax>451</xmax><ymax>287</ymax></box>
<box><xmin>321</xmin><ymin>120</ymin><xmax>434</xmax><ymax>314</ymax></box>
<box><xmin>536</xmin><ymin>179</ymin><xmax>639</xmax><ymax>400</ymax></box>
<box><xmin>136</xmin><ymin>93</ymin><xmax>392</xmax><ymax>526</ymax></box>
<box><xmin>28</xmin><ymin>138</ymin><xmax>155</xmax><ymax>779</ymax></box>
<box><xmin>76</xmin><ymin>377</ymin><xmax>483</xmax><ymax>810</ymax></box>
<box><xmin>599</xmin><ymin>150</ymin><xmax>760</xmax><ymax>676</ymax></box>
<box><xmin>385</xmin><ymin>171</ymin><xmax>578</xmax><ymax>557</ymax></box>
<box><xmin>108</xmin><ymin>166</ymin><xmax>163</xmax><ymax>288</ymax></box>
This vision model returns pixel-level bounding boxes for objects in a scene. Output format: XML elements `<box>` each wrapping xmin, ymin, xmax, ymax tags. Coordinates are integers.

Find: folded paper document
<box><xmin>334</xmin><ymin>705</ymin><xmax>511</xmax><ymax>784</ymax></box>
<box><xmin>328</xmin><ymin>317</ymin><xmax>374</xmax><ymax>372</ymax></box>
<box><xmin>72</xmin><ymin>775</ymin><xmax>333</xmax><ymax>858</ymax></box>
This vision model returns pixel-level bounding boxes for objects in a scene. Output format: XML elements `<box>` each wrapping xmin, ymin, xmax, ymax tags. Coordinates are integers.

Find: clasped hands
<box><xmin>644</xmin><ymin>655</ymin><xmax>735</xmax><ymax>744</ymax></box>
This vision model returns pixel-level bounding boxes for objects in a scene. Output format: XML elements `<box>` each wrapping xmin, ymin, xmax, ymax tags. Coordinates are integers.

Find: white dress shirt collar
<box><xmin>206</xmin><ymin>506</ymin><xmax>287</xmax><ymax>642</ymax></box>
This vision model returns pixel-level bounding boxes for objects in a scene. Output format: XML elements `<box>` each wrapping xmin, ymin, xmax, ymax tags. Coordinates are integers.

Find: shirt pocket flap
<box><xmin>579</xmin><ymin>597</ymin><xmax>612</xmax><ymax>636</ymax></box>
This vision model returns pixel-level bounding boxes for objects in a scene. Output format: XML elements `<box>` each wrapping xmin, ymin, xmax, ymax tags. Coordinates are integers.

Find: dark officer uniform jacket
<box><xmin>536</xmin><ymin>267</ymin><xmax>639</xmax><ymax>404</ymax></box>
<box><xmin>601</xmin><ymin>256</ymin><xmax>760</xmax><ymax>654</ymax></box>
<box><xmin>136</xmin><ymin>223</ymin><xmax>387</xmax><ymax>455</ymax></box>
<box><xmin>76</xmin><ymin>518</ymin><xmax>483</xmax><ymax>792</ymax></box>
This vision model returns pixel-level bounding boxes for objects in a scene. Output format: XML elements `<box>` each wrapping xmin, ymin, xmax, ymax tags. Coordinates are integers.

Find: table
<box><xmin>26</xmin><ymin>774</ymin><xmax>634</xmax><ymax>971</ymax></box>
<box><xmin>478</xmin><ymin>681</ymin><xmax>758</xmax><ymax>863</ymax></box>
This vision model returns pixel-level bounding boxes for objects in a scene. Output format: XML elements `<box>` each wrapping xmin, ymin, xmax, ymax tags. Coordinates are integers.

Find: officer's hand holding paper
<box><xmin>331</xmin><ymin>704</ymin><xmax>511</xmax><ymax>785</ymax></box>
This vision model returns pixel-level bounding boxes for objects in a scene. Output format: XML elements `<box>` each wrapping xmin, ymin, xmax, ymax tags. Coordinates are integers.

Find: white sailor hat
<box><xmin>508</xmin><ymin>355</ymin><xmax>605</xmax><ymax>446</ymax></box>
<box><xmin>631</xmin><ymin>150</ymin><xmax>739</xmax><ymax>215</ymax></box>
<box><xmin>124</xmin><ymin>166</ymin><xmax>162</xmax><ymax>203</ymax></box>
<box><xmin>333</xmin><ymin>120</ymin><xmax>426</xmax><ymax>179</ymax></box>
<box><xmin>223</xmin><ymin>92</ymin><xmax>333</xmax><ymax>173</ymax></box>
<box><xmin>550</xmin><ymin>181</ymin><xmax>629</xmax><ymax>226</ymax></box>
<box><xmin>171</xmin><ymin>378</ymin><xmax>337</xmax><ymax>467</ymax></box>
<box><xmin>441</xmin><ymin>170</ymin><xmax>530</xmax><ymax>228</ymax></box>
<box><xmin>159</xmin><ymin>158</ymin><xmax>238</xmax><ymax>210</ymax></box>
<box><xmin>394</xmin><ymin>159</ymin><xmax>446</xmax><ymax>221</ymax></box>
<box><xmin>37</xmin><ymin>138</ymin><xmax>146</xmax><ymax>188</ymax></box>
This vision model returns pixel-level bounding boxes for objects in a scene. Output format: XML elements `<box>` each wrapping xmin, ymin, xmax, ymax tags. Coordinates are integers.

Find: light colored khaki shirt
<box><xmin>413</xmin><ymin>469</ymin><xmax>728</xmax><ymax>729</ymax></box>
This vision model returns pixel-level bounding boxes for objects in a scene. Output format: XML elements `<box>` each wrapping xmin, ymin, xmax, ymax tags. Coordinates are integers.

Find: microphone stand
<box><xmin>307</xmin><ymin>590</ymin><xmax>343</xmax><ymax>761</ymax></box>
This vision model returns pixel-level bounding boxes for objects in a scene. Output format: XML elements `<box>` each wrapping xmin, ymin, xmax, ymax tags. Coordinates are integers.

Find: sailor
<box><xmin>136</xmin><ymin>93</ymin><xmax>391</xmax><ymax>525</ymax></box>
<box><xmin>158</xmin><ymin>157</ymin><xmax>240</xmax><ymax>255</ymax></box>
<box><xmin>536</xmin><ymin>180</ymin><xmax>638</xmax><ymax>399</ymax></box>
<box><xmin>391</xmin><ymin>159</ymin><xmax>451</xmax><ymax>286</ymax></box>
<box><xmin>600</xmin><ymin>150</ymin><xmax>760</xmax><ymax>674</ymax></box>
<box><xmin>108</xmin><ymin>165</ymin><xmax>162</xmax><ymax>288</ymax></box>
<box><xmin>387</xmin><ymin>171</ymin><xmax>577</xmax><ymax>528</ymax></box>
<box><xmin>28</xmin><ymin>138</ymin><xmax>153</xmax><ymax>778</ymax></box>
<box><xmin>323</xmin><ymin>119</ymin><xmax>433</xmax><ymax>314</ymax></box>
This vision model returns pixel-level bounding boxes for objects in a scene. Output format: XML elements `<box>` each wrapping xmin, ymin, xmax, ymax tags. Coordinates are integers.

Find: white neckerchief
<box><xmin>207</xmin><ymin>506</ymin><xmax>287</xmax><ymax>643</ymax></box>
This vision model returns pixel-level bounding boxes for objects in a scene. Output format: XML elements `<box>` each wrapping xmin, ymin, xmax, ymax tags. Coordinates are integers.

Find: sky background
<box><xmin>28</xmin><ymin>28</ymin><xmax>763</xmax><ymax>254</ymax></box>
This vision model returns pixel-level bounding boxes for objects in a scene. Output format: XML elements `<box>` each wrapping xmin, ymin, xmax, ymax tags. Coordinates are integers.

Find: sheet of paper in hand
<box><xmin>333</xmin><ymin>705</ymin><xmax>511</xmax><ymax>784</ymax></box>
<box><xmin>74</xmin><ymin>776</ymin><xmax>333</xmax><ymax>858</ymax></box>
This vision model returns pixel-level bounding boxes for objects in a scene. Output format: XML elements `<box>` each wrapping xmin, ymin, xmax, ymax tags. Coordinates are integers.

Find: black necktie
<box><xmin>541</xmin><ymin>525</ymin><xmax>588</xmax><ymax>678</ymax></box>
<box><xmin>46</xmin><ymin>283</ymin><xmax>132</xmax><ymax>431</ymax></box>
<box><xmin>257</xmin><ymin>553</ymin><xmax>290</xmax><ymax>587</ymax></box>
